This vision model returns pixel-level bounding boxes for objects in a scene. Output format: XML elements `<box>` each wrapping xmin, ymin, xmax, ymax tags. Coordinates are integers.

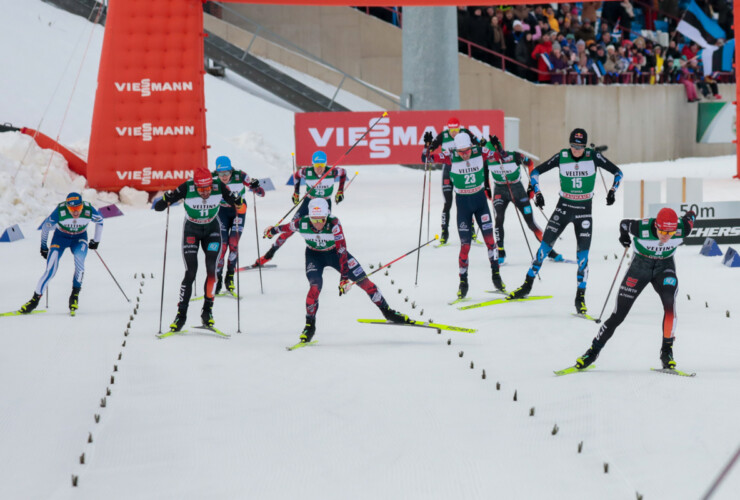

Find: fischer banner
<box><xmin>294</xmin><ymin>110</ymin><xmax>505</xmax><ymax>166</ymax></box>
<box><xmin>87</xmin><ymin>0</ymin><xmax>207</xmax><ymax>192</ymax></box>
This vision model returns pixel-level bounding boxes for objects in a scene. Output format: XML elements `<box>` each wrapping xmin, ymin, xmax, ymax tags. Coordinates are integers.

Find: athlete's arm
<box><xmin>529</xmin><ymin>152</ymin><xmax>561</xmax><ymax>194</ymax></box>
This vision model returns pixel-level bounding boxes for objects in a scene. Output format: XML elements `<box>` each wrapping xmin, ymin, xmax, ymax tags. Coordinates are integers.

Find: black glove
<box><xmin>88</xmin><ymin>240</ymin><xmax>99</xmax><ymax>250</ymax></box>
<box><xmin>619</xmin><ymin>232</ymin><xmax>631</xmax><ymax>248</ymax></box>
<box><xmin>234</xmin><ymin>196</ymin><xmax>244</xmax><ymax>207</ymax></box>
<box><xmin>423</xmin><ymin>131</ymin><xmax>434</xmax><ymax>147</ymax></box>
<box><xmin>684</xmin><ymin>210</ymin><xmax>697</xmax><ymax>222</ymax></box>
<box><xmin>153</xmin><ymin>198</ymin><xmax>168</xmax><ymax>212</ymax></box>
<box><xmin>249</xmin><ymin>178</ymin><xmax>260</xmax><ymax>189</ymax></box>
<box><xmin>534</xmin><ymin>192</ymin><xmax>545</xmax><ymax>209</ymax></box>
<box><xmin>606</xmin><ymin>189</ymin><xmax>616</xmax><ymax>206</ymax></box>
<box><xmin>484</xmin><ymin>187</ymin><xmax>492</xmax><ymax>200</ymax></box>
<box><xmin>489</xmin><ymin>134</ymin><xmax>503</xmax><ymax>152</ymax></box>
<box><xmin>40</xmin><ymin>247</ymin><xmax>48</xmax><ymax>260</ymax></box>
<box><xmin>335</xmin><ymin>190</ymin><xmax>344</xmax><ymax>203</ymax></box>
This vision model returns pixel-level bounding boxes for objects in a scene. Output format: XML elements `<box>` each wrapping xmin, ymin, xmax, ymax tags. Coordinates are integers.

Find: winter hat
<box><xmin>65</xmin><ymin>192</ymin><xmax>83</xmax><ymax>208</ymax></box>
<box><xmin>569</xmin><ymin>128</ymin><xmax>588</xmax><ymax>146</ymax></box>
<box><xmin>447</xmin><ymin>117</ymin><xmax>460</xmax><ymax>129</ymax></box>
<box><xmin>454</xmin><ymin>133</ymin><xmax>473</xmax><ymax>150</ymax></box>
<box><xmin>656</xmin><ymin>208</ymin><xmax>679</xmax><ymax>232</ymax></box>
<box><xmin>308</xmin><ymin>198</ymin><xmax>330</xmax><ymax>219</ymax></box>
<box><xmin>513</xmin><ymin>20</ymin><xmax>523</xmax><ymax>29</ymax></box>
<box><xmin>311</xmin><ymin>150</ymin><xmax>328</xmax><ymax>166</ymax></box>
<box><xmin>552</xmin><ymin>41</ymin><xmax>561</xmax><ymax>51</ymax></box>
<box><xmin>194</xmin><ymin>167</ymin><xmax>213</xmax><ymax>188</ymax></box>
<box><xmin>215</xmin><ymin>155</ymin><xmax>232</xmax><ymax>172</ymax></box>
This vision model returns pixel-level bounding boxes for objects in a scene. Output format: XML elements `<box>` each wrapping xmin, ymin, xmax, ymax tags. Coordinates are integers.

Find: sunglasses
<box><xmin>313</xmin><ymin>163</ymin><xmax>327</xmax><ymax>168</ymax></box>
<box><xmin>457</xmin><ymin>147</ymin><xmax>472</xmax><ymax>154</ymax></box>
<box><xmin>570</xmin><ymin>143</ymin><xmax>585</xmax><ymax>150</ymax></box>
<box><xmin>67</xmin><ymin>204</ymin><xmax>83</xmax><ymax>214</ymax></box>
<box><xmin>310</xmin><ymin>217</ymin><xmax>327</xmax><ymax>224</ymax></box>
<box><xmin>448</xmin><ymin>128</ymin><xmax>460</xmax><ymax>133</ymax></box>
<box><xmin>656</xmin><ymin>229</ymin><xmax>676</xmax><ymax>236</ymax></box>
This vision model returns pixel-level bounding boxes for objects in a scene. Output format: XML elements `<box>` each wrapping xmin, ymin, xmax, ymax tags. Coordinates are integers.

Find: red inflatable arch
<box><xmin>88</xmin><ymin>0</ymin><xmax>740</xmax><ymax>192</ymax></box>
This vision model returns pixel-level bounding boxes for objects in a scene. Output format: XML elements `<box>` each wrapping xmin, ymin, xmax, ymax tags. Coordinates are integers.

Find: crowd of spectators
<box><xmin>359</xmin><ymin>1</ymin><xmax>734</xmax><ymax>98</ymax></box>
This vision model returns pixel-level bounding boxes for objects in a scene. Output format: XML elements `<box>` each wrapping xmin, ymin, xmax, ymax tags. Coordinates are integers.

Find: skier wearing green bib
<box><xmin>574</xmin><ymin>208</ymin><xmax>696</xmax><ymax>370</ymax></box>
<box><xmin>154</xmin><ymin>167</ymin><xmax>243</xmax><ymax>332</ymax></box>
<box><xmin>263</xmin><ymin>198</ymin><xmax>409</xmax><ymax>344</ymax></box>
<box><xmin>508</xmin><ymin>128</ymin><xmax>623</xmax><ymax>314</ymax></box>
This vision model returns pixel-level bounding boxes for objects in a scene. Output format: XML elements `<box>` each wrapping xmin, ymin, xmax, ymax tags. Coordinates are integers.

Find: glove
<box><xmin>619</xmin><ymin>232</ymin><xmax>631</xmax><ymax>248</ymax></box>
<box><xmin>338</xmin><ymin>278</ymin><xmax>353</xmax><ymax>296</ymax></box>
<box><xmin>489</xmin><ymin>134</ymin><xmax>503</xmax><ymax>152</ymax></box>
<box><xmin>249</xmin><ymin>178</ymin><xmax>260</xmax><ymax>189</ymax></box>
<box><xmin>335</xmin><ymin>190</ymin><xmax>344</xmax><ymax>203</ymax></box>
<box><xmin>485</xmin><ymin>187</ymin><xmax>492</xmax><ymax>200</ymax></box>
<box><xmin>534</xmin><ymin>192</ymin><xmax>545</xmax><ymax>209</ymax></box>
<box><xmin>526</xmin><ymin>184</ymin><xmax>535</xmax><ymax>199</ymax></box>
<box><xmin>423</xmin><ymin>131</ymin><xmax>434</xmax><ymax>147</ymax></box>
<box><xmin>292</xmin><ymin>192</ymin><xmax>300</xmax><ymax>206</ymax></box>
<box><xmin>606</xmin><ymin>189</ymin><xmax>616</xmax><ymax>206</ymax></box>
<box><xmin>684</xmin><ymin>210</ymin><xmax>697</xmax><ymax>222</ymax></box>
<box><xmin>153</xmin><ymin>198</ymin><xmax>169</xmax><ymax>212</ymax></box>
<box><xmin>88</xmin><ymin>240</ymin><xmax>99</xmax><ymax>250</ymax></box>
<box><xmin>234</xmin><ymin>196</ymin><xmax>245</xmax><ymax>208</ymax></box>
<box><xmin>40</xmin><ymin>247</ymin><xmax>48</xmax><ymax>260</ymax></box>
<box><xmin>263</xmin><ymin>226</ymin><xmax>276</xmax><ymax>239</ymax></box>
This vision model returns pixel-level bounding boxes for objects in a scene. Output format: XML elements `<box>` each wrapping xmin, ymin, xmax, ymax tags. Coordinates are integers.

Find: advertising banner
<box><xmin>648</xmin><ymin>201</ymin><xmax>740</xmax><ymax>244</ymax></box>
<box><xmin>696</xmin><ymin>102</ymin><xmax>736</xmax><ymax>143</ymax></box>
<box><xmin>294</xmin><ymin>110</ymin><xmax>505</xmax><ymax>166</ymax></box>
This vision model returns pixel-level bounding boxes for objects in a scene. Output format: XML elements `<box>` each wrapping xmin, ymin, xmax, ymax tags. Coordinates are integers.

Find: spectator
<box><xmin>679</xmin><ymin>58</ymin><xmax>700</xmax><ymax>102</ymax></box>
<box><xmin>697</xmin><ymin>73</ymin><xmax>722</xmax><ymax>100</ymax></box>
<box><xmin>490</xmin><ymin>15</ymin><xmax>506</xmax><ymax>68</ymax></box>
<box><xmin>514</xmin><ymin>23</ymin><xmax>534</xmax><ymax>79</ymax></box>
<box><xmin>651</xmin><ymin>44</ymin><xmax>665</xmax><ymax>83</ymax></box>
<box><xmin>550</xmin><ymin>41</ymin><xmax>569</xmax><ymax>84</ymax></box>
<box><xmin>665</xmin><ymin>39</ymin><xmax>681</xmax><ymax>60</ymax></box>
<box><xmin>457</xmin><ymin>7</ymin><xmax>470</xmax><ymax>54</ymax></box>
<box><xmin>681</xmin><ymin>42</ymin><xmax>699</xmax><ymax>61</ymax></box>
<box><xmin>581</xmin><ymin>1</ymin><xmax>601</xmax><ymax>24</ymax></box>
<box><xmin>576</xmin><ymin>19</ymin><xmax>597</xmax><ymax>43</ymax></box>
<box><xmin>532</xmin><ymin>32</ymin><xmax>554</xmax><ymax>83</ymax></box>
<box><xmin>467</xmin><ymin>7</ymin><xmax>492</xmax><ymax>63</ymax></box>
<box><xmin>600</xmin><ymin>31</ymin><xmax>616</xmax><ymax>49</ymax></box>
<box><xmin>544</xmin><ymin>6</ymin><xmax>560</xmax><ymax>33</ymax></box>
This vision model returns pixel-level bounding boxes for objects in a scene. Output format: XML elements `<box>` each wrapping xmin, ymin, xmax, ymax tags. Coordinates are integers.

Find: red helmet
<box><xmin>193</xmin><ymin>167</ymin><xmax>213</xmax><ymax>188</ymax></box>
<box><xmin>447</xmin><ymin>117</ymin><xmax>460</xmax><ymax>129</ymax></box>
<box><xmin>656</xmin><ymin>208</ymin><xmax>678</xmax><ymax>232</ymax></box>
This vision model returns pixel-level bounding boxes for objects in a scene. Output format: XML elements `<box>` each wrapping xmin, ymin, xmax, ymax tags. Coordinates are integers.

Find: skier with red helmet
<box><xmin>574</xmin><ymin>208</ymin><xmax>696</xmax><ymax>371</ymax></box>
<box><xmin>154</xmin><ymin>167</ymin><xmax>244</xmax><ymax>333</ymax></box>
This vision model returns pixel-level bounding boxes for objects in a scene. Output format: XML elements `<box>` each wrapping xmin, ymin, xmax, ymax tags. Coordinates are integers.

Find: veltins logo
<box><xmin>114</xmin><ymin>79</ymin><xmax>194</xmax><ymax>97</ymax></box>
<box><xmin>115</xmin><ymin>123</ymin><xmax>196</xmax><ymax>142</ymax></box>
<box><xmin>115</xmin><ymin>167</ymin><xmax>194</xmax><ymax>186</ymax></box>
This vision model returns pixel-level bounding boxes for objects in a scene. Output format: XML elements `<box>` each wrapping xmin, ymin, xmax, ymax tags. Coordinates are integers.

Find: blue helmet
<box><xmin>311</xmin><ymin>151</ymin><xmax>327</xmax><ymax>167</ymax></box>
<box><xmin>65</xmin><ymin>192</ymin><xmax>83</xmax><ymax>208</ymax></box>
<box><xmin>215</xmin><ymin>155</ymin><xmax>233</xmax><ymax>173</ymax></box>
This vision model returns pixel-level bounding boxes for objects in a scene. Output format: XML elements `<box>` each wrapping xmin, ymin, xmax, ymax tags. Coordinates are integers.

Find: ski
<box><xmin>190</xmin><ymin>292</ymin><xmax>241</xmax><ymax>302</ymax></box>
<box><xmin>554</xmin><ymin>365</ymin><xmax>595</xmax><ymax>376</ymax></box>
<box><xmin>448</xmin><ymin>297</ymin><xmax>472</xmax><ymax>305</ymax></box>
<box><xmin>192</xmin><ymin>325</ymin><xmax>231</xmax><ymax>338</ymax></box>
<box><xmin>458</xmin><ymin>295</ymin><xmax>553</xmax><ymax>311</ymax></box>
<box><xmin>0</xmin><ymin>309</ymin><xmax>47</xmax><ymax>317</ymax></box>
<box><xmin>70</xmin><ymin>310</ymin><xmax>76</xmax><ymax>317</ymax></box>
<box><xmin>651</xmin><ymin>368</ymin><xmax>696</xmax><ymax>377</ymax></box>
<box><xmin>434</xmin><ymin>242</ymin><xmax>450</xmax><ymax>248</ymax></box>
<box><xmin>157</xmin><ymin>329</ymin><xmax>187</xmax><ymax>339</ymax></box>
<box><xmin>238</xmin><ymin>264</ymin><xmax>277</xmax><ymax>272</ymax></box>
<box><xmin>484</xmin><ymin>290</ymin><xmax>508</xmax><ymax>296</ymax></box>
<box><xmin>286</xmin><ymin>340</ymin><xmax>318</xmax><ymax>351</ymax></box>
<box><xmin>357</xmin><ymin>318</ymin><xmax>476</xmax><ymax>334</ymax></box>
<box><xmin>572</xmin><ymin>312</ymin><xmax>598</xmax><ymax>322</ymax></box>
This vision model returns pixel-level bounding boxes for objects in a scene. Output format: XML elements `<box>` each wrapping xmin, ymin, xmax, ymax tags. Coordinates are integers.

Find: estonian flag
<box><xmin>540</xmin><ymin>53</ymin><xmax>553</xmax><ymax>71</ymax></box>
<box><xmin>591</xmin><ymin>61</ymin><xmax>605</xmax><ymax>79</ymax></box>
<box><xmin>701</xmin><ymin>39</ymin><xmax>735</xmax><ymax>76</ymax></box>
<box><xmin>677</xmin><ymin>0</ymin><xmax>726</xmax><ymax>48</ymax></box>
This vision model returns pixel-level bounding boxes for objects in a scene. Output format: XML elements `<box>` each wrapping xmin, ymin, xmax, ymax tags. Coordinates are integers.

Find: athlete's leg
<box><xmin>305</xmin><ymin>248</ymin><xmax>326</xmax><ymax>318</ymax></box>
<box><xmin>526</xmin><ymin>199</ymin><xmax>569</xmax><ymax>279</ymax></box>
<box><xmin>34</xmin><ymin>233</ymin><xmax>72</xmax><ymax>296</ymax></box>
<box><xmin>573</xmin><ymin>210</ymin><xmax>593</xmax><ymax>290</ymax></box>
<box><xmin>201</xmin><ymin>221</ymin><xmax>222</xmax><ymax>300</ymax></box>
<box><xmin>652</xmin><ymin>264</ymin><xmax>679</xmax><ymax>340</ymax></box>
<box><xmin>441</xmin><ymin>165</ymin><xmax>453</xmax><ymax>242</ymax></box>
<box><xmin>178</xmin><ymin>222</ymin><xmax>200</xmax><ymax>309</ymax></box>
<box><xmin>215</xmin><ymin>209</ymin><xmax>233</xmax><ymax>278</ymax></box>
<box><xmin>70</xmin><ymin>236</ymin><xmax>88</xmax><ymax>290</ymax></box>
<box><xmin>456</xmin><ymin>196</ymin><xmax>474</xmax><ymax>278</ymax></box>
<box><xmin>472</xmin><ymin>194</ymin><xmax>499</xmax><ymax>271</ymax></box>
<box><xmin>492</xmin><ymin>184</ymin><xmax>509</xmax><ymax>250</ymax></box>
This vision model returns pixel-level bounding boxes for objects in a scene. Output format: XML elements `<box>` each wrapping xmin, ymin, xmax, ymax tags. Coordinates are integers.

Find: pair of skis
<box><xmin>0</xmin><ymin>310</ymin><xmax>47</xmax><ymax>317</ymax></box>
<box><xmin>157</xmin><ymin>325</ymin><xmax>230</xmax><ymax>339</ymax></box>
<box><xmin>452</xmin><ymin>294</ymin><xmax>553</xmax><ymax>310</ymax></box>
<box><xmin>554</xmin><ymin>365</ymin><xmax>696</xmax><ymax>377</ymax></box>
<box><xmin>190</xmin><ymin>291</ymin><xmax>240</xmax><ymax>302</ymax></box>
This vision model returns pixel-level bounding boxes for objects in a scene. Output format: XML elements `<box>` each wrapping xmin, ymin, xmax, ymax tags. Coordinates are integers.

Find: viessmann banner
<box><xmin>294</xmin><ymin>110</ymin><xmax>505</xmax><ymax>166</ymax></box>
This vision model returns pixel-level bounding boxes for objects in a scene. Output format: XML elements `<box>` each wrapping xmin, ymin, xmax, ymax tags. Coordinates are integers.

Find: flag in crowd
<box><xmin>701</xmin><ymin>39</ymin><xmax>735</xmax><ymax>76</ymax></box>
<box><xmin>677</xmin><ymin>0</ymin><xmax>726</xmax><ymax>48</ymax></box>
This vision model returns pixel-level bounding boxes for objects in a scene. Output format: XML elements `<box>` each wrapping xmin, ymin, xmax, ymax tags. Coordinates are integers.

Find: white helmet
<box><xmin>308</xmin><ymin>198</ymin><xmax>330</xmax><ymax>218</ymax></box>
<box><xmin>454</xmin><ymin>133</ymin><xmax>472</xmax><ymax>150</ymax></box>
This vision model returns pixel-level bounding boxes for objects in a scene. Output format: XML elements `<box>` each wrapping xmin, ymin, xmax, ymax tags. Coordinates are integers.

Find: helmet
<box><xmin>65</xmin><ymin>192</ymin><xmax>83</xmax><ymax>208</ymax></box>
<box><xmin>447</xmin><ymin>117</ymin><xmax>460</xmax><ymax>129</ymax></box>
<box><xmin>569</xmin><ymin>128</ymin><xmax>588</xmax><ymax>146</ymax></box>
<box><xmin>193</xmin><ymin>167</ymin><xmax>213</xmax><ymax>188</ymax></box>
<box><xmin>311</xmin><ymin>151</ymin><xmax>328</xmax><ymax>167</ymax></box>
<box><xmin>454</xmin><ymin>133</ymin><xmax>472</xmax><ymax>150</ymax></box>
<box><xmin>215</xmin><ymin>155</ymin><xmax>232</xmax><ymax>173</ymax></box>
<box><xmin>656</xmin><ymin>208</ymin><xmax>678</xmax><ymax>233</ymax></box>
<box><xmin>308</xmin><ymin>198</ymin><xmax>330</xmax><ymax>219</ymax></box>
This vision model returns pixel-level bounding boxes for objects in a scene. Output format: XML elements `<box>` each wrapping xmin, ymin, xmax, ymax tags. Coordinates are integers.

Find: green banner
<box><xmin>696</xmin><ymin>102</ymin><xmax>736</xmax><ymax>143</ymax></box>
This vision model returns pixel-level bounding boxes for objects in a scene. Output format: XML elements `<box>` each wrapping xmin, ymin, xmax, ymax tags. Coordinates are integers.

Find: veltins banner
<box><xmin>696</xmin><ymin>102</ymin><xmax>736</xmax><ymax>143</ymax></box>
<box><xmin>294</xmin><ymin>110</ymin><xmax>505</xmax><ymax>166</ymax></box>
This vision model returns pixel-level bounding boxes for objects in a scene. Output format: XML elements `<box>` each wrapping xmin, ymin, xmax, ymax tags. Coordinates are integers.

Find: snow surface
<box><xmin>2</xmin><ymin>2</ymin><xmax>740</xmax><ymax>499</ymax></box>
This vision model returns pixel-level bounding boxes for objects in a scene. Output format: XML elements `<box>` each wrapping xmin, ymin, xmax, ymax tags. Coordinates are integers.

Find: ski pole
<box><xmin>701</xmin><ymin>443</ymin><xmax>740</xmax><ymax>500</ymax></box>
<box><xmin>252</xmin><ymin>192</ymin><xmax>263</xmax><ymax>295</ymax></box>
<box><xmin>414</xmin><ymin>153</ymin><xmax>430</xmax><ymax>286</ymax></box>
<box><xmin>344</xmin><ymin>171</ymin><xmax>360</xmax><ymax>191</ymax></box>
<box><xmin>272</xmin><ymin>111</ymin><xmax>388</xmax><ymax>226</ymax></box>
<box><xmin>426</xmin><ymin>164</ymin><xmax>432</xmax><ymax>241</ymax></box>
<box><xmin>236</xmin><ymin>209</ymin><xmax>243</xmax><ymax>334</ymax></box>
<box><xmin>45</xmin><ymin>286</ymin><xmax>49</xmax><ymax>309</ymax></box>
<box><xmin>591</xmin><ymin>143</ymin><xmax>609</xmax><ymax>193</ymax></box>
<box><xmin>291</xmin><ymin>152</ymin><xmax>296</xmax><ymax>175</ymax></box>
<box><xmin>93</xmin><ymin>249</ymin><xmax>130</xmax><ymax>302</ymax></box>
<box><xmin>359</xmin><ymin>235</ymin><xmax>439</xmax><ymax>282</ymax></box>
<box><xmin>158</xmin><ymin>206</ymin><xmax>170</xmax><ymax>334</ymax></box>
<box><xmin>595</xmin><ymin>246</ymin><xmax>629</xmax><ymax>324</ymax></box>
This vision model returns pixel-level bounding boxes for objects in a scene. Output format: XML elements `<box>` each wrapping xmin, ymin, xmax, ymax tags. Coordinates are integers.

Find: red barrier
<box><xmin>20</xmin><ymin>127</ymin><xmax>87</xmax><ymax>177</ymax></box>
<box><xmin>87</xmin><ymin>0</ymin><xmax>206</xmax><ymax>192</ymax></box>
<box><xmin>294</xmin><ymin>110</ymin><xmax>505</xmax><ymax>166</ymax></box>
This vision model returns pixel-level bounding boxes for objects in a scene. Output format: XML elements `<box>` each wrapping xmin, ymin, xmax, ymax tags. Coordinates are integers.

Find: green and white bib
<box><xmin>304</xmin><ymin>167</ymin><xmax>335</xmax><ymax>199</ymax></box>
<box><xmin>218</xmin><ymin>169</ymin><xmax>247</xmax><ymax>207</ymax></box>
<box><xmin>55</xmin><ymin>202</ymin><xmax>96</xmax><ymax>234</ymax></box>
<box><xmin>439</xmin><ymin>130</ymin><xmax>457</xmax><ymax>154</ymax></box>
<box><xmin>449</xmin><ymin>146</ymin><xmax>486</xmax><ymax>195</ymax></box>
<box><xmin>633</xmin><ymin>219</ymin><xmax>686</xmax><ymax>259</ymax></box>
<box><xmin>558</xmin><ymin>149</ymin><xmax>597</xmax><ymax>201</ymax></box>
<box><xmin>489</xmin><ymin>152</ymin><xmax>521</xmax><ymax>184</ymax></box>
<box><xmin>296</xmin><ymin>216</ymin><xmax>337</xmax><ymax>251</ymax></box>
<box><xmin>183</xmin><ymin>177</ymin><xmax>224</xmax><ymax>224</ymax></box>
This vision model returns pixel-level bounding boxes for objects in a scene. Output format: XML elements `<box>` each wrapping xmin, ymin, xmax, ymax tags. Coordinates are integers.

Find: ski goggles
<box><xmin>570</xmin><ymin>143</ymin><xmax>586</xmax><ymax>150</ymax></box>
<box><xmin>66</xmin><ymin>203</ymin><xmax>83</xmax><ymax>215</ymax></box>
<box><xmin>656</xmin><ymin>228</ymin><xmax>677</xmax><ymax>236</ymax></box>
<box><xmin>309</xmin><ymin>217</ymin><xmax>327</xmax><ymax>225</ymax></box>
<box><xmin>448</xmin><ymin>128</ymin><xmax>460</xmax><ymax>134</ymax></box>
<box><xmin>312</xmin><ymin>162</ymin><xmax>327</xmax><ymax>169</ymax></box>
<box><xmin>457</xmin><ymin>147</ymin><xmax>472</xmax><ymax>155</ymax></box>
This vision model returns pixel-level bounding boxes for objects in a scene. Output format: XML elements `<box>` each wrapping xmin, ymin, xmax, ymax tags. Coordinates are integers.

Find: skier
<box><xmin>211</xmin><ymin>155</ymin><xmax>265</xmax><ymax>294</ymax></box>
<box><xmin>485</xmin><ymin>135</ymin><xmax>563</xmax><ymax>264</ymax></box>
<box><xmin>263</xmin><ymin>198</ymin><xmax>409</xmax><ymax>344</ymax></box>
<box><xmin>426</xmin><ymin>132</ymin><xmax>505</xmax><ymax>298</ymax></box>
<box><xmin>253</xmin><ymin>150</ymin><xmax>346</xmax><ymax>266</ymax></box>
<box><xmin>575</xmin><ymin>208</ymin><xmax>696</xmax><ymax>370</ymax></box>
<box><xmin>19</xmin><ymin>192</ymin><xmax>103</xmax><ymax>315</ymax></box>
<box><xmin>153</xmin><ymin>167</ymin><xmax>243</xmax><ymax>332</ymax></box>
<box><xmin>422</xmin><ymin>117</ymin><xmax>482</xmax><ymax>245</ymax></box>
<box><xmin>507</xmin><ymin>128</ymin><xmax>623</xmax><ymax>314</ymax></box>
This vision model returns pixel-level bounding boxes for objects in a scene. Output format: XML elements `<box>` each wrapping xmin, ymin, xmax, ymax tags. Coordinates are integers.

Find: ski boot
<box><xmin>549</xmin><ymin>250</ymin><xmax>564</xmax><ymax>262</ymax></box>
<box><xmin>507</xmin><ymin>274</ymin><xmax>534</xmax><ymax>300</ymax></box>
<box><xmin>19</xmin><ymin>293</ymin><xmax>41</xmax><ymax>314</ymax></box>
<box><xmin>300</xmin><ymin>317</ymin><xmax>316</xmax><ymax>343</ymax></box>
<box><xmin>225</xmin><ymin>269</ymin><xmax>235</xmax><ymax>292</ymax></box>
<box><xmin>575</xmin><ymin>288</ymin><xmax>587</xmax><ymax>314</ymax></box>
<box><xmin>69</xmin><ymin>287</ymin><xmax>80</xmax><ymax>315</ymax></box>
<box><xmin>253</xmin><ymin>247</ymin><xmax>276</xmax><ymax>267</ymax></box>
<box><xmin>169</xmin><ymin>310</ymin><xmax>187</xmax><ymax>332</ymax></box>
<box><xmin>382</xmin><ymin>306</ymin><xmax>410</xmax><ymax>324</ymax></box>
<box><xmin>214</xmin><ymin>273</ymin><xmax>223</xmax><ymax>295</ymax></box>
<box><xmin>497</xmin><ymin>247</ymin><xmax>506</xmax><ymax>265</ymax></box>
<box><xmin>201</xmin><ymin>298</ymin><xmax>214</xmax><ymax>327</ymax></box>
<box><xmin>492</xmin><ymin>269</ymin><xmax>506</xmax><ymax>292</ymax></box>
<box><xmin>439</xmin><ymin>228</ymin><xmax>449</xmax><ymax>245</ymax></box>
<box><xmin>576</xmin><ymin>344</ymin><xmax>601</xmax><ymax>369</ymax></box>
<box><xmin>660</xmin><ymin>338</ymin><xmax>676</xmax><ymax>369</ymax></box>
<box><xmin>457</xmin><ymin>275</ymin><xmax>469</xmax><ymax>299</ymax></box>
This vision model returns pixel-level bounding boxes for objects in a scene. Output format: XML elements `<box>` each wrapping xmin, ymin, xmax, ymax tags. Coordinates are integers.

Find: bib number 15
<box><xmin>571</xmin><ymin>178</ymin><xmax>582</xmax><ymax>189</ymax></box>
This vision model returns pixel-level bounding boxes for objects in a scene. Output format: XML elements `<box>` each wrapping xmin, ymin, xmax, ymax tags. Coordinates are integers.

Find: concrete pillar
<box><xmin>401</xmin><ymin>7</ymin><xmax>459</xmax><ymax>111</ymax></box>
